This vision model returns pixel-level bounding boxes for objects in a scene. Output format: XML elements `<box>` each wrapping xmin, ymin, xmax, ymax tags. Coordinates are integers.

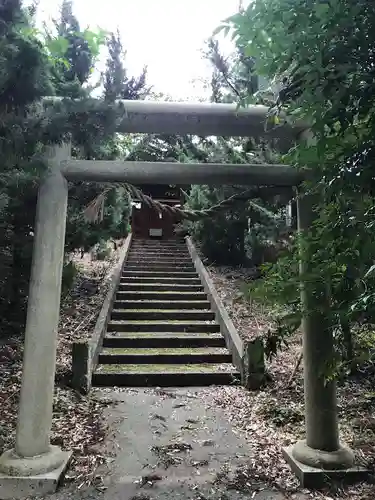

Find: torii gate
<box><xmin>0</xmin><ymin>100</ymin><xmax>356</xmax><ymax>496</ymax></box>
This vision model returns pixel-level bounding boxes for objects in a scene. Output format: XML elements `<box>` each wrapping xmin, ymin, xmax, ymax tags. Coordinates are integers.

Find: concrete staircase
<box><xmin>92</xmin><ymin>238</ymin><xmax>240</xmax><ymax>387</ymax></box>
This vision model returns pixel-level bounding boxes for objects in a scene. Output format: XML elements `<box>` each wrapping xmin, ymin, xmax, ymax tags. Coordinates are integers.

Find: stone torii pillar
<box><xmin>0</xmin><ymin>144</ymin><xmax>72</xmax><ymax>499</ymax></box>
<box><xmin>282</xmin><ymin>187</ymin><xmax>360</xmax><ymax>487</ymax></box>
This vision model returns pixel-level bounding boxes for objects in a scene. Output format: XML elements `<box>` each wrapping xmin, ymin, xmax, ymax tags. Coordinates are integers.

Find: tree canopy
<box><xmin>0</xmin><ymin>0</ymin><xmax>147</xmax><ymax>334</ymax></box>
<box><xmin>214</xmin><ymin>0</ymin><xmax>375</xmax><ymax>368</ymax></box>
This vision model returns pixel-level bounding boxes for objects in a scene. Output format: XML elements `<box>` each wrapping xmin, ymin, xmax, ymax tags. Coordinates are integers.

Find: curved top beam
<box><xmin>42</xmin><ymin>97</ymin><xmax>308</xmax><ymax>143</ymax></box>
<box><xmin>117</xmin><ymin>99</ymin><xmax>306</xmax><ymax>141</ymax></box>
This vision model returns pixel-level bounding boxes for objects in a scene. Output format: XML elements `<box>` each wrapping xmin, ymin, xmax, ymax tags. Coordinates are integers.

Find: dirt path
<box><xmin>43</xmin><ymin>388</ymin><xmax>309</xmax><ymax>500</ymax></box>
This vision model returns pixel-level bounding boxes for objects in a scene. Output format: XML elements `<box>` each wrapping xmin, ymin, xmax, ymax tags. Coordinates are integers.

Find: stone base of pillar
<box><xmin>282</xmin><ymin>442</ymin><xmax>368</xmax><ymax>489</ymax></box>
<box><xmin>0</xmin><ymin>447</ymin><xmax>72</xmax><ymax>499</ymax></box>
<box><xmin>292</xmin><ymin>440</ymin><xmax>354</xmax><ymax>469</ymax></box>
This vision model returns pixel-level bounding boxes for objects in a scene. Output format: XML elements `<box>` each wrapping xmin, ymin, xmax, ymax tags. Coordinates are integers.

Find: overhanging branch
<box><xmin>84</xmin><ymin>183</ymin><xmax>282</xmax><ymax>225</ymax></box>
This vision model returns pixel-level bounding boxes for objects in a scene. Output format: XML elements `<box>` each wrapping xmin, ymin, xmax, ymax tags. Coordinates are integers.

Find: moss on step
<box><xmin>115</xmin><ymin>301</ymin><xmax>208</xmax><ymax>304</ymax></box>
<box><xmin>101</xmin><ymin>347</ymin><xmax>228</xmax><ymax>355</ymax></box>
<box><xmin>112</xmin><ymin>309</ymin><xmax>211</xmax><ymax>313</ymax></box>
<box><xmin>114</xmin><ymin>301</ymin><xmax>210</xmax><ymax>309</ymax></box>
<box><xmin>122</xmin><ymin>290</ymin><xmax>204</xmax><ymax>297</ymax></box>
<box><xmin>109</xmin><ymin>320</ymin><xmax>217</xmax><ymax>324</ymax></box>
<box><xmin>105</xmin><ymin>332</ymin><xmax>222</xmax><ymax>338</ymax></box>
<box><xmin>116</xmin><ymin>292</ymin><xmax>207</xmax><ymax>296</ymax></box>
<box><xmin>96</xmin><ymin>363</ymin><xmax>237</xmax><ymax>374</ymax></box>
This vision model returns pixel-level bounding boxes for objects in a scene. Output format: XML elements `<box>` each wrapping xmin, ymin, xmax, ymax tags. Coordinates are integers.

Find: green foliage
<box><xmin>45</xmin><ymin>0</ymin><xmax>107</xmax><ymax>98</ymax></box>
<box><xmin>44</xmin><ymin>2</ymin><xmax>132</xmax><ymax>258</ymax></box>
<box><xmin>181</xmin><ymin>38</ymin><xmax>286</xmax><ymax>266</ymax></box>
<box><xmin>261</xmin><ymin>403</ymin><xmax>304</xmax><ymax>428</ymax></box>
<box><xmin>220</xmin><ymin>0</ymin><xmax>375</xmax><ymax>185</ymax></box>
<box><xmin>61</xmin><ymin>260</ymin><xmax>79</xmax><ymax>297</ymax></box>
<box><xmin>0</xmin><ymin>0</ymin><xmax>135</xmax><ymax>337</ymax></box>
<box><xmin>66</xmin><ymin>182</ymin><xmax>131</xmax><ymax>253</ymax></box>
<box><xmin>0</xmin><ymin>1</ymin><xmax>54</xmax><ymax>110</ymax></box>
<box><xmin>45</xmin><ymin>4</ymin><xmax>139</xmax><ymax>259</ymax></box>
<box><xmin>186</xmin><ymin>185</ymin><xmax>248</xmax><ymax>265</ymax></box>
<box><xmin>203</xmin><ymin>38</ymin><xmax>258</xmax><ymax>104</ymax></box>
<box><xmin>218</xmin><ymin>0</ymin><xmax>375</xmax><ymax>366</ymax></box>
<box><xmin>0</xmin><ymin>0</ymin><xmax>54</xmax><ymax>333</ymax></box>
<box><xmin>93</xmin><ymin>240</ymin><xmax>112</xmax><ymax>261</ymax></box>
<box><xmin>104</xmin><ymin>29</ymin><xmax>149</xmax><ymax>102</ymax></box>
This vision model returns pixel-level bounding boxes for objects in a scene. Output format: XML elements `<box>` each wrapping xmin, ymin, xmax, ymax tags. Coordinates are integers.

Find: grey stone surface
<box><xmin>72</xmin><ymin>234</ymin><xmax>133</xmax><ymax>393</ymax></box>
<box><xmin>14</xmin><ymin>145</ymin><xmax>70</xmax><ymax>459</ymax></box>
<box><xmin>297</xmin><ymin>189</ymin><xmax>342</xmax><ymax>453</ymax></box>
<box><xmin>186</xmin><ymin>238</ymin><xmax>245</xmax><ymax>374</ymax></box>
<box><xmin>41</xmin><ymin>388</ymin><xmax>310</xmax><ymax>500</ymax></box>
<box><xmin>282</xmin><ymin>446</ymin><xmax>368</xmax><ymax>489</ymax></box>
<box><xmin>0</xmin><ymin>451</ymin><xmax>72</xmax><ymax>499</ymax></box>
<box><xmin>291</xmin><ymin>439</ymin><xmax>354</xmax><ymax>470</ymax></box>
<box><xmin>0</xmin><ymin>446</ymin><xmax>68</xmax><ymax>476</ymax></box>
<box><xmin>243</xmin><ymin>339</ymin><xmax>266</xmax><ymax>390</ymax></box>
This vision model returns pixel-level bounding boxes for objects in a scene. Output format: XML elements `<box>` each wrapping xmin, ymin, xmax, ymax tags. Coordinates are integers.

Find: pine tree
<box><xmin>204</xmin><ymin>38</ymin><xmax>259</xmax><ymax>104</ymax></box>
<box><xmin>0</xmin><ymin>0</ymin><xmax>55</xmax><ymax>328</ymax></box>
<box><xmin>0</xmin><ymin>0</ymin><xmax>134</xmax><ymax>334</ymax></box>
<box><xmin>184</xmin><ymin>39</ymin><xmax>284</xmax><ymax>265</ymax></box>
<box><xmin>0</xmin><ymin>0</ymin><xmax>54</xmax><ymax>110</ymax></box>
<box><xmin>51</xmin><ymin>4</ymin><xmax>135</xmax><ymax>254</ymax></box>
<box><xmin>104</xmin><ymin>29</ymin><xmax>149</xmax><ymax>102</ymax></box>
<box><xmin>50</xmin><ymin>0</ymin><xmax>94</xmax><ymax>97</ymax></box>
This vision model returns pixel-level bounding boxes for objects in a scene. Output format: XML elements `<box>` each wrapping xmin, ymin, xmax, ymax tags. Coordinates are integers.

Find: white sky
<box><xmin>34</xmin><ymin>0</ymin><xmax>241</xmax><ymax>99</ymax></box>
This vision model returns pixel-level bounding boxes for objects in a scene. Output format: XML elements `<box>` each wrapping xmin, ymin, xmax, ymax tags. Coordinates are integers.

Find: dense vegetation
<box><xmin>176</xmin><ymin>39</ymin><xmax>288</xmax><ymax>266</ymax></box>
<box><xmin>215</xmin><ymin>0</ymin><xmax>375</xmax><ymax>371</ymax></box>
<box><xmin>0</xmin><ymin>0</ymin><xmax>147</xmax><ymax>335</ymax></box>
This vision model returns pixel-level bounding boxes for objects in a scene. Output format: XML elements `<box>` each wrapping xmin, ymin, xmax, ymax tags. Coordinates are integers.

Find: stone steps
<box><xmin>98</xmin><ymin>347</ymin><xmax>231</xmax><ymax>364</ymax></box>
<box><xmin>129</xmin><ymin>248</ymin><xmax>189</xmax><ymax>253</ymax></box>
<box><xmin>93</xmin><ymin>237</ymin><xmax>239</xmax><ymax>388</ymax></box>
<box><xmin>126</xmin><ymin>254</ymin><xmax>192</xmax><ymax>259</ymax></box>
<box><xmin>130</xmin><ymin>244</ymin><xmax>189</xmax><ymax>249</ymax></box>
<box><xmin>111</xmin><ymin>309</ymin><xmax>216</xmax><ymax>321</ymax></box>
<box><xmin>128</xmin><ymin>250</ymin><xmax>190</xmax><ymax>257</ymax></box>
<box><xmin>107</xmin><ymin>321</ymin><xmax>220</xmax><ymax>333</ymax></box>
<box><xmin>92</xmin><ymin>364</ymin><xmax>238</xmax><ymax>387</ymax></box>
<box><xmin>130</xmin><ymin>247</ymin><xmax>189</xmax><ymax>254</ymax></box>
<box><xmin>126</xmin><ymin>260</ymin><xmax>194</xmax><ymax>267</ymax></box>
<box><xmin>126</xmin><ymin>264</ymin><xmax>195</xmax><ymax>270</ymax></box>
<box><xmin>118</xmin><ymin>283</ymin><xmax>204</xmax><ymax>292</ymax></box>
<box><xmin>103</xmin><ymin>333</ymin><xmax>226</xmax><ymax>348</ymax></box>
<box><xmin>113</xmin><ymin>300</ymin><xmax>211</xmax><ymax>309</ymax></box>
<box><xmin>120</xmin><ymin>279</ymin><xmax>201</xmax><ymax>286</ymax></box>
<box><xmin>115</xmin><ymin>291</ymin><xmax>208</xmax><ymax>301</ymax></box>
<box><xmin>122</xmin><ymin>272</ymin><xmax>199</xmax><ymax>279</ymax></box>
